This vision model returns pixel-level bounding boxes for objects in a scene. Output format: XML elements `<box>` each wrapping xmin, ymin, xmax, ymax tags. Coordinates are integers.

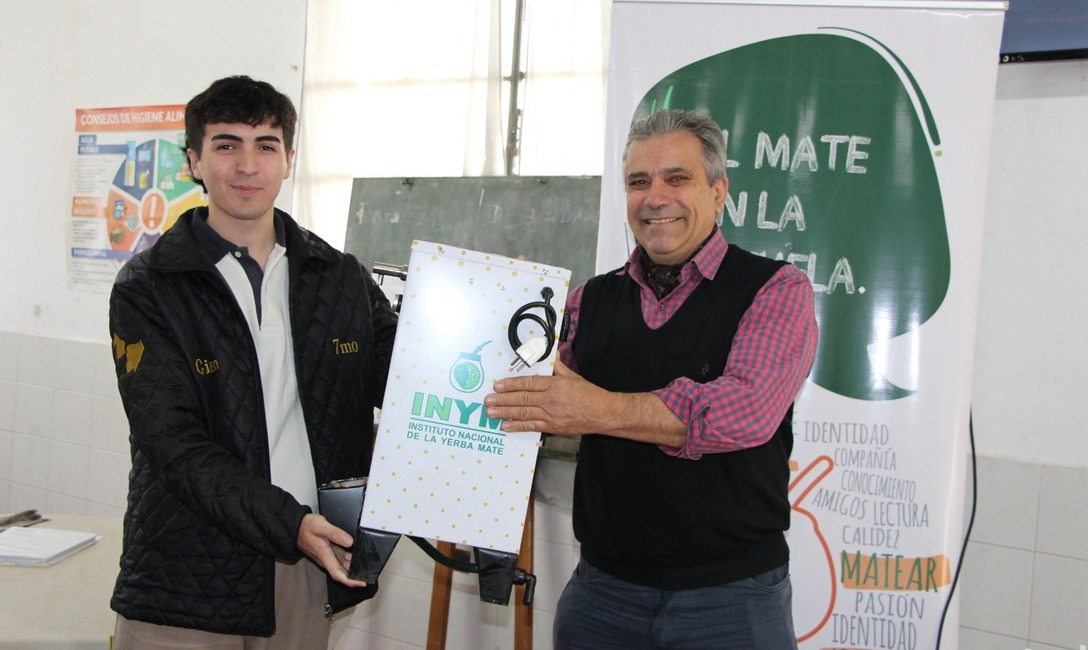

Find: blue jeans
<box><xmin>553</xmin><ymin>558</ymin><xmax>797</xmax><ymax>650</ymax></box>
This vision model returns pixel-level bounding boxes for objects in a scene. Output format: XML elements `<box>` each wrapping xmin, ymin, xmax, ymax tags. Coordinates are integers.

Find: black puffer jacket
<box><xmin>108</xmin><ymin>208</ymin><xmax>397</xmax><ymax>635</ymax></box>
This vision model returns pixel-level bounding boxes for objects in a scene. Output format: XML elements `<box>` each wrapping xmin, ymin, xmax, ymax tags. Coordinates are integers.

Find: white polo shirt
<box><xmin>195</xmin><ymin>212</ymin><xmax>319</xmax><ymax>513</ymax></box>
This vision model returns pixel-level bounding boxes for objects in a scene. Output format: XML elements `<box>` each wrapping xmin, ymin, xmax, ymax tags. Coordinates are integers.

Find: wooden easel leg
<box><xmin>425</xmin><ymin>495</ymin><xmax>535</xmax><ymax>649</ymax></box>
<box><xmin>426</xmin><ymin>540</ymin><xmax>455</xmax><ymax>650</ymax></box>
<box><xmin>514</xmin><ymin>491</ymin><xmax>535</xmax><ymax>650</ymax></box>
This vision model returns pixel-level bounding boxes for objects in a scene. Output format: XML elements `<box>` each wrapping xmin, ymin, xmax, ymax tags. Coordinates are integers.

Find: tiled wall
<box><xmin>0</xmin><ymin>331</ymin><xmax>128</xmax><ymax>517</ymax></box>
<box><xmin>3</xmin><ymin>329</ymin><xmax>1086</xmax><ymax>649</ymax></box>
<box><xmin>959</xmin><ymin>456</ymin><xmax>1088</xmax><ymax>650</ymax></box>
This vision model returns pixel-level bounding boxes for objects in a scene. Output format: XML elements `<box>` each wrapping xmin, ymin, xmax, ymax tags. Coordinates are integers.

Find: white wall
<box><xmin>971</xmin><ymin>58</ymin><xmax>1088</xmax><ymax>467</ymax></box>
<box><xmin>0</xmin><ymin>0</ymin><xmax>306</xmax><ymax>343</ymax></box>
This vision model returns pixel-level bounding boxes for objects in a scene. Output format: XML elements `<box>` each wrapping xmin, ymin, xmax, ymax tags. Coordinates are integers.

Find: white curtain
<box><xmin>294</xmin><ymin>0</ymin><xmax>610</xmax><ymax>249</ymax></box>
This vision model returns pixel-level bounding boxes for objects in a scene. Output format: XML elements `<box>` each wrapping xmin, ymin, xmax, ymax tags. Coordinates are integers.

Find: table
<box><xmin>0</xmin><ymin>515</ymin><xmax>122</xmax><ymax>649</ymax></box>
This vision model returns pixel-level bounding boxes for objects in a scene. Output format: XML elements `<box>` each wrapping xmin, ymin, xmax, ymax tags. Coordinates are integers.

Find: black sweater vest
<box><xmin>571</xmin><ymin>245</ymin><xmax>793</xmax><ymax>589</ymax></box>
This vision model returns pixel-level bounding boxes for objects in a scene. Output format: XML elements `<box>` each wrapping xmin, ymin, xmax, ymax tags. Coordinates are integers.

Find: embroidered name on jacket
<box><xmin>333</xmin><ymin>338</ymin><xmax>360</xmax><ymax>355</ymax></box>
<box><xmin>194</xmin><ymin>358</ymin><xmax>220</xmax><ymax>375</ymax></box>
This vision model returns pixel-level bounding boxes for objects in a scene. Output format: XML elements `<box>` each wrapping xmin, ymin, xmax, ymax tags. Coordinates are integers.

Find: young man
<box><xmin>108</xmin><ymin>75</ymin><xmax>398</xmax><ymax>648</ymax></box>
<box><xmin>486</xmin><ymin>109</ymin><xmax>819</xmax><ymax>649</ymax></box>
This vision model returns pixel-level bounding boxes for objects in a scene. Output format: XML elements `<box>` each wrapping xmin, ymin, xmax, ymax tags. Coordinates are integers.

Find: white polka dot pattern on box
<box><xmin>358</xmin><ymin>241</ymin><xmax>570</xmax><ymax>553</ymax></box>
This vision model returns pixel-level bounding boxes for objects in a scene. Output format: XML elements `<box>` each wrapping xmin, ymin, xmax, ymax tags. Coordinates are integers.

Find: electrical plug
<box><xmin>509</xmin><ymin>336</ymin><xmax>548</xmax><ymax>372</ymax></box>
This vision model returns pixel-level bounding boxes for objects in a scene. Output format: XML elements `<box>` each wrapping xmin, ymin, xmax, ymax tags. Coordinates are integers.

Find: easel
<box><xmin>425</xmin><ymin>493</ymin><xmax>536</xmax><ymax>650</ymax></box>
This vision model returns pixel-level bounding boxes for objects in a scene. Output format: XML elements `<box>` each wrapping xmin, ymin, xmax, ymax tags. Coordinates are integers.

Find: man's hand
<box><xmin>297</xmin><ymin>513</ymin><xmax>369</xmax><ymax>588</ymax></box>
<box><xmin>485</xmin><ymin>361</ymin><xmax>606</xmax><ymax>435</ymax></box>
<box><xmin>484</xmin><ymin>361</ymin><xmax>687</xmax><ymax>447</ymax></box>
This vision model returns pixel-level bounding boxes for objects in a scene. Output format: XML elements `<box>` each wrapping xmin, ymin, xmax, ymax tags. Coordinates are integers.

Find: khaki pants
<box><xmin>112</xmin><ymin>559</ymin><xmax>330</xmax><ymax>649</ymax></box>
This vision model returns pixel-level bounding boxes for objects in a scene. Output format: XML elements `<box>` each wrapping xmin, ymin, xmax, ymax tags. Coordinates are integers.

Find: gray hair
<box><xmin>624</xmin><ymin>109</ymin><xmax>728</xmax><ymax>184</ymax></box>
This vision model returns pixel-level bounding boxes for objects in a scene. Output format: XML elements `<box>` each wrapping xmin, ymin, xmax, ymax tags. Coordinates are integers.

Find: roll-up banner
<box><xmin>602</xmin><ymin>1</ymin><xmax>1004</xmax><ymax>647</ymax></box>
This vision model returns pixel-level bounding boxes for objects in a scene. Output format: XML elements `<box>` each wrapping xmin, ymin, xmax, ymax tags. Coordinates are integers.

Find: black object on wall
<box><xmin>1000</xmin><ymin>0</ymin><xmax>1088</xmax><ymax>63</ymax></box>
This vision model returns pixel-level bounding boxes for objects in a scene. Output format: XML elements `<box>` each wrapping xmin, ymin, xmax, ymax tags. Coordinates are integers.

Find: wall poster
<box><xmin>602</xmin><ymin>1</ymin><xmax>1004</xmax><ymax>648</ymax></box>
<box><xmin>68</xmin><ymin>105</ymin><xmax>202</xmax><ymax>292</ymax></box>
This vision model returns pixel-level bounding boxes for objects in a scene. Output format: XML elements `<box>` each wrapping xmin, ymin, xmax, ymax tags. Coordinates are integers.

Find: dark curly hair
<box><xmin>184</xmin><ymin>75</ymin><xmax>297</xmax><ymax>158</ymax></box>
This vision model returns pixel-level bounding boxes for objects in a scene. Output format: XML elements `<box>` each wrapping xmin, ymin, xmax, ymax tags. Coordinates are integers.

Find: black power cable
<box><xmin>935</xmin><ymin>410</ymin><xmax>978</xmax><ymax>649</ymax></box>
<box><xmin>507</xmin><ymin>286</ymin><xmax>559</xmax><ymax>366</ymax></box>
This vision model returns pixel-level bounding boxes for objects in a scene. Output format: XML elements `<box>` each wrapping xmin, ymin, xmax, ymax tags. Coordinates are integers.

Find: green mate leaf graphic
<box><xmin>453</xmin><ymin>362</ymin><xmax>483</xmax><ymax>392</ymax></box>
<box><xmin>634</xmin><ymin>32</ymin><xmax>950</xmax><ymax>401</ymax></box>
<box><xmin>449</xmin><ymin>340</ymin><xmax>491</xmax><ymax>393</ymax></box>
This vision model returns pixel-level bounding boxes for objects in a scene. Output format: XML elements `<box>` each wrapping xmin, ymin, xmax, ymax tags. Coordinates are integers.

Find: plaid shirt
<box><xmin>559</xmin><ymin>229</ymin><xmax>818</xmax><ymax>460</ymax></box>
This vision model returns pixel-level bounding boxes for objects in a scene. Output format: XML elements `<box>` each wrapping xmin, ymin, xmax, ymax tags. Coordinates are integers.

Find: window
<box><xmin>294</xmin><ymin>0</ymin><xmax>610</xmax><ymax>248</ymax></box>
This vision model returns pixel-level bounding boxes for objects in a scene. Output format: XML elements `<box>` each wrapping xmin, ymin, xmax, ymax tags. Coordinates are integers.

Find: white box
<box><xmin>360</xmin><ymin>241</ymin><xmax>570</xmax><ymax>553</ymax></box>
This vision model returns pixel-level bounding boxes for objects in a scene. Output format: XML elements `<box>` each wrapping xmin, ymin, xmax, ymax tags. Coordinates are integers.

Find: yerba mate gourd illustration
<box><xmin>789</xmin><ymin>456</ymin><xmax>837</xmax><ymax>641</ymax></box>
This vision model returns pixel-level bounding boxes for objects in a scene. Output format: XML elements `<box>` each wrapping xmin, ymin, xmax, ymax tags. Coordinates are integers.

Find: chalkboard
<box><xmin>343</xmin><ymin>176</ymin><xmax>601</xmax><ymax>287</ymax></box>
